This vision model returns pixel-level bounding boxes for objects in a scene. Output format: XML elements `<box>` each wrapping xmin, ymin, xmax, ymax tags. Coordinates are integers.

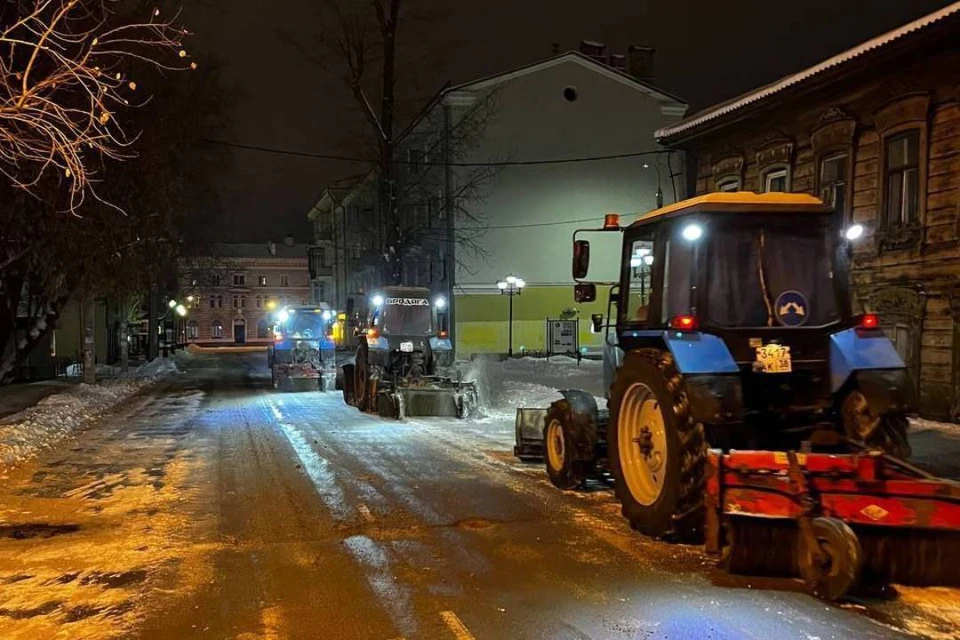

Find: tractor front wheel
<box><xmin>355</xmin><ymin>345</ymin><xmax>371</xmax><ymax>412</ymax></box>
<box><xmin>608</xmin><ymin>349</ymin><xmax>707</xmax><ymax>541</ymax></box>
<box><xmin>544</xmin><ymin>402</ymin><xmax>590</xmax><ymax>490</ymax></box>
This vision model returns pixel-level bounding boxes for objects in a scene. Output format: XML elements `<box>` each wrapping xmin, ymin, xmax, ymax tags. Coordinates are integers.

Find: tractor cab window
<box><xmin>660</xmin><ymin>230</ymin><xmax>695</xmax><ymax>322</ymax></box>
<box><xmin>626</xmin><ymin>238</ymin><xmax>655</xmax><ymax>322</ymax></box>
<box><xmin>381</xmin><ymin>299</ymin><xmax>433</xmax><ymax>336</ymax></box>
<box><xmin>706</xmin><ymin>220</ymin><xmax>839</xmax><ymax>327</ymax></box>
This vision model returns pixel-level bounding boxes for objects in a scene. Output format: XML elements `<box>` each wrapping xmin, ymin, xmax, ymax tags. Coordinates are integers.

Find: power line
<box><xmin>204</xmin><ymin>138</ymin><xmax>671</xmax><ymax>167</ymax></box>
<box><xmin>482</xmin><ymin>211</ymin><xmax>644</xmax><ymax>230</ymax></box>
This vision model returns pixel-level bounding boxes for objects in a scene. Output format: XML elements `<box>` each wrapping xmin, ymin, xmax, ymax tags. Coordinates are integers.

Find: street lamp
<box><xmin>497</xmin><ymin>274</ymin><xmax>525</xmax><ymax>357</ymax></box>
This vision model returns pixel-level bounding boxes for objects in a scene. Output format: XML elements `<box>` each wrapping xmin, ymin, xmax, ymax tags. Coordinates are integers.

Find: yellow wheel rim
<box><xmin>546</xmin><ymin>418</ymin><xmax>565</xmax><ymax>472</ymax></box>
<box><xmin>618</xmin><ymin>382</ymin><xmax>667</xmax><ymax>506</ymax></box>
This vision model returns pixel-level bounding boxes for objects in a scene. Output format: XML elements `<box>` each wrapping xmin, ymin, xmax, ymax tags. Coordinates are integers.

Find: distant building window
<box><xmin>258</xmin><ymin>275</ymin><xmax>267</xmax><ymax>286</ymax></box>
<box><xmin>241</xmin><ymin>296</ymin><xmax>246</xmax><ymax>309</ymax></box>
<box><xmin>762</xmin><ymin>167</ymin><xmax>789</xmax><ymax>193</ymax></box>
<box><xmin>186</xmin><ymin>321</ymin><xmax>199</xmax><ymax>340</ymax></box>
<box><xmin>211</xmin><ymin>274</ymin><xmax>221</xmax><ymax>286</ymax></box>
<box><xmin>819</xmin><ymin>152</ymin><xmax>848</xmax><ymax>218</ymax></box>
<box><xmin>883</xmin><ymin>131</ymin><xmax>920</xmax><ymax>227</ymax></box>
<box><xmin>209</xmin><ymin>297</ymin><xmax>215</xmax><ymax>309</ymax></box>
<box><xmin>255</xmin><ymin>295</ymin><xmax>262</xmax><ymax>309</ymax></box>
<box><xmin>316</xmin><ymin>283</ymin><xmax>326</xmax><ymax>302</ymax></box>
<box><xmin>211</xmin><ymin>320</ymin><xmax>223</xmax><ymax>339</ymax></box>
<box><xmin>281</xmin><ymin>275</ymin><xmax>290</xmax><ymax>287</ymax></box>
<box><xmin>233</xmin><ymin>274</ymin><xmax>245</xmax><ymax>286</ymax></box>
<box><xmin>257</xmin><ymin>318</ymin><xmax>270</xmax><ymax>338</ymax></box>
<box><xmin>716</xmin><ymin>177</ymin><xmax>740</xmax><ymax>192</ymax></box>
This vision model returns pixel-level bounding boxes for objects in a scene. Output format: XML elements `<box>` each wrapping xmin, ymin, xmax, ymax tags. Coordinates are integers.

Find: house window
<box><xmin>819</xmin><ymin>152</ymin><xmax>848</xmax><ymax>217</ymax></box>
<box><xmin>233</xmin><ymin>274</ymin><xmax>245</xmax><ymax>286</ymax></box>
<box><xmin>762</xmin><ymin>167</ymin><xmax>789</xmax><ymax>193</ymax></box>
<box><xmin>883</xmin><ymin>131</ymin><xmax>920</xmax><ymax>227</ymax></box>
<box><xmin>186</xmin><ymin>321</ymin><xmax>199</xmax><ymax>339</ymax></box>
<box><xmin>209</xmin><ymin>297</ymin><xmax>216</xmax><ymax>309</ymax></box>
<box><xmin>211</xmin><ymin>274</ymin><xmax>221</xmax><ymax>286</ymax></box>
<box><xmin>241</xmin><ymin>296</ymin><xmax>247</xmax><ymax>309</ymax></box>
<box><xmin>211</xmin><ymin>320</ymin><xmax>223</xmax><ymax>339</ymax></box>
<box><xmin>281</xmin><ymin>275</ymin><xmax>290</xmax><ymax>287</ymax></box>
<box><xmin>256</xmin><ymin>296</ymin><xmax>262</xmax><ymax>309</ymax></box>
<box><xmin>259</xmin><ymin>275</ymin><xmax>267</xmax><ymax>286</ymax></box>
<box><xmin>716</xmin><ymin>177</ymin><xmax>740</xmax><ymax>192</ymax></box>
<box><xmin>316</xmin><ymin>283</ymin><xmax>326</xmax><ymax>302</ymax></box>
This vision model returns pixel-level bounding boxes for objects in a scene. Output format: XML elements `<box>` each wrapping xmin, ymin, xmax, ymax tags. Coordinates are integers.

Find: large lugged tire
<box><xmin>354</xmin><ymin>344</ymin><xmax>370</xmax><ymax>412</ymax></box>
<box><xmin>544</xmin><ymin>401</ymin><xmax>590</xmax><ymax>490</ymax></box>
<box><xmin>608</xmin><ymin>349</ymin><xmax>707</xmax><ymax>541</ymax></box>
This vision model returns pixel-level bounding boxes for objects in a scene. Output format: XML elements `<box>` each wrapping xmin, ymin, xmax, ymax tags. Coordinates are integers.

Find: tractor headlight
<box><xmin>843</xmin><ymin>224</ymin><xmax>864</xmax><ymax>241</ymax></box>
<box><xmin>434</xmin><ymin>296</ymin><xmax>447</xmax><ymax>309</ymax></box>
<box><xmin>371</xmin><ymin>294</ymin><xmax>384</xmax><ymax>307</ymax></box>
<box><xmin>681</xmin><ymin>223</ymin><xmax>703</xmax><ymax>242</ymax></box>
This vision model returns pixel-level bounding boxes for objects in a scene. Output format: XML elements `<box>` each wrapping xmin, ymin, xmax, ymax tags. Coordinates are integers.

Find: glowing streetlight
<box><xmin>168</xmin><ymin>299</ymin><xmax>177</xmax><ymax>309</ymax></box>
<box><xmin>174</xmin><ymin>304</ymin><xmax>187</xmax><ymax>317</ymax></box>
<box><xmin>497</xmin><ymin>274</ymin><xmax>524</xmax><ymax>357</ymax></box>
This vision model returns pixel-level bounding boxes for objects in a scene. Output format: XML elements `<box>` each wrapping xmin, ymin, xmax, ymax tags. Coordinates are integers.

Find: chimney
<box><xmin>608</xmin><ymin>53</ymin><xmax>627</xmax><ymax>72</ymax></box>
<box><xmin>627</xmin><ymin>45</ymin><xmax>655</xmax><ymax>82</ymax></box>
<box><xmin>578</xmin><ymin>40</ymin><xmax>606</xmax><ymax>63</ymax></box>
<box><xmin>550</xmin><ymin>42</ymin><xmax>560</xmax><ymax>55</ymax></box>
<box><xmin>284</xmin><ymin>234</ymin><xmax>295</xmax><ymax>247</ymax></box>
<box><xmin>267</xmin><ymin>241</ymin><xmax>277</xmax><ymax>256</ymax></box>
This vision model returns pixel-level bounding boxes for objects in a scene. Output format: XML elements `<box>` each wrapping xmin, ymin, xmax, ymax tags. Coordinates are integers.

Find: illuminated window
<box><xmin>258</xmin><ymin>275</ymin><xmax>267</xmax><ymax>286</ymax></box>
<box><xmin>211</xmin><ymin>320</ymin><xmax>223</xmax><ymax>339</ymax></box>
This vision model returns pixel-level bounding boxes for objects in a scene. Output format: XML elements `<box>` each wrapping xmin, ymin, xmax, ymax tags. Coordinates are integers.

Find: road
<box><xmin>0</xmin><ymin>352</ymin><xmax>956</xmax><ymax>640</ymax></box>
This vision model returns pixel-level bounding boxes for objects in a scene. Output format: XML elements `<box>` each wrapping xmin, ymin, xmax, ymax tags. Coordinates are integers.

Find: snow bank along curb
<box><xmin>0</xmin><ymin>358</ymin><xmax>182</xmax><ymax>473</ymax></box>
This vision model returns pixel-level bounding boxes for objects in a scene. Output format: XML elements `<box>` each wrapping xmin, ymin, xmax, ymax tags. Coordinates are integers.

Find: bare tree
<box><xmin>0</xmin><ymin>0</ymin><xmax>194</xmax><ymax>211</ymax></box>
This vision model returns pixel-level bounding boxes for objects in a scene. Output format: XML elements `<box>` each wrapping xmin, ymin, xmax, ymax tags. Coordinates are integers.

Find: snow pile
<box><xmin>463</xmin><ymin>355</ymin><xmax>605</xmax><ymax>421</ymax></box>
<box><xmin>0</xmin><ymin>356</ymin><xmax>180</xmax><ymax>472</ymax></box>
<box><xmin>911</xmin><ymin>417</ymin><xmax>960</xmax><ymax>438</ymax></box>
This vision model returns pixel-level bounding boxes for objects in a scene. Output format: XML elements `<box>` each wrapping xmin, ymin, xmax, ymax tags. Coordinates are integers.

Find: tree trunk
<box><xmin>378</xmin><ymin>0</ymin><xmax>400</xmax><ymax>286</ymax></box>
<box><xmin>120</xmin><ymin>320</ymin><xmax>129</xmax><ymax>373</ymax></box>
<box><xmin>147</xmin><ymin>287</ymin><xmax>158</xmax><ymax>361</ymax></box>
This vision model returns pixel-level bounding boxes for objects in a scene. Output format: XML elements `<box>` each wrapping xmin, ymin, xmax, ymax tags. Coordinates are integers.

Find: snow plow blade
<box><xmin>374</xmin><ymin>377</ymin><xmax>478</xmax><ymax>420</ymax></box>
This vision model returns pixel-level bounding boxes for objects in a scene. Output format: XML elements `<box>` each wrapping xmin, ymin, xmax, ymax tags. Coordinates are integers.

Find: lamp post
<box><xmin>497</xmin><ymin>274</ymin><xmax>525</xmax><ymax>357</ymax></box>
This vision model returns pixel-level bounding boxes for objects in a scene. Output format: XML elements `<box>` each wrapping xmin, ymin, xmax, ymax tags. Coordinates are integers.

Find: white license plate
<box><xmin>400</xmin><ymin>341</ymin><xmax>414</xmax><ymax>353</ymax></box>
<box><xmin>755</xmin><ymin>344</ymin><xmax>792</xmax><ymax>373</ymax></box>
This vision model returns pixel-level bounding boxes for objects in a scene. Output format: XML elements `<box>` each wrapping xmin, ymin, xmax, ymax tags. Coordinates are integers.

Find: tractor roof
<box><xmin>628</xmin><ymin>192</ymin><xmax>832</xmax><ymax>228</ymax></box>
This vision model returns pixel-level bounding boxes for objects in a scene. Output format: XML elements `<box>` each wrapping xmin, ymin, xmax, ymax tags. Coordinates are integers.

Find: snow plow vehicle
<box><xmin>515</xmin><ymin>193</ymin><xmax>960</xmax><ymax>598</ymax></box>
<box><xmin>341</xmin><ymin>286</ymin><xmax>477</xmax><ymax>419</ymax></box>
<box><xmin>268</xmin><ymin>305</ymin><xmax>337</xmax><ymax>391</ymax></box>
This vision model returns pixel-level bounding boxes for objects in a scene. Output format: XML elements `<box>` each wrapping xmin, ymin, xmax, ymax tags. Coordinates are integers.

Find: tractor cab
<box><xmin>269</xmin><ymin>305</ymin><xmax>337</xmax><ymax>390</ymax></box>
<box><xmin>574</xmin><ymin>193</ymin><xmax>912</xmax><ymax>456</ymax></box>
<box><xmin>362</xmin><ymin>286</ymin><xmax>452</xmax><ymax>375</ymax></box>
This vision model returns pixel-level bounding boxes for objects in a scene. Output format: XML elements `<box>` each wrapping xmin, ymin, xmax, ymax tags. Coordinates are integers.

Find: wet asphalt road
<box><xmin>0</xmin><ymin>352</ymin><xmax>955</xmax><ymax>640</ymax></box>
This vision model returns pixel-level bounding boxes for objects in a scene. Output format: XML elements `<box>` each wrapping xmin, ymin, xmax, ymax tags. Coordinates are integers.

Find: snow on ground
<box><xmin>910</xmin><ymin>417</ymin><xmax>960</xmax><ymax>438</ymax></box>
<box><xmin>464</xmin><ymin>355</ymin><xmax>605</xmax><ymax>422</ymax></box>
<box><xmin>0</xmin><ymin>356</ymin><xmax>184</xmax><ymax>472</ymax></box>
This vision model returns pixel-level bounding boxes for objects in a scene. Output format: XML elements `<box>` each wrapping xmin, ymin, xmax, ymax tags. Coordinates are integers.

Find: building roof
<box><xmin>629</xmin><ymin>192</ymin><xmax>831</xmax><ymax>226</ymax></box>
<box><xmin>209</xmin><ymin>242</ymin><xmax>309</xmax><ymax>260</ymax></box>
<box><xmin>656</xmin><ymin>1</ymin><xmax>960</xmax><ymax>141</ymax></box>
<box><xmin>448</xmin><ymin>50</ymin><xmax>686</xmax><ymax>107</ymax></box>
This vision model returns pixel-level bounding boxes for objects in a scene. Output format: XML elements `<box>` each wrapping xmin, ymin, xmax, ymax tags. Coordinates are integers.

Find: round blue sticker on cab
<box><xmin>775</xmin><ymin>290</ymin><xmax>809</xmax><ymax>327</ymax></box>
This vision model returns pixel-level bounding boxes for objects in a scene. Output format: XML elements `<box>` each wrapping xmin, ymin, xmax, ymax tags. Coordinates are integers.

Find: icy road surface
<box><xmin>0</xmin><ymin>351</ymin><xmax>956</xmax><ymax>640</ymax></box>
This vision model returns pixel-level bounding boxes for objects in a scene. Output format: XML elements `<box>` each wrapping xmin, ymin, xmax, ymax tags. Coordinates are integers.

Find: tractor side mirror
<box><xmin>572</xmin><ymin>240</ymin><xmax>591</xmax><ymax>279</ymax></box>
<box><xmin>574</xmin><ymin>283</ymin><xmax>596</xmax><ymax>303</ymax></box>
<box><xmin>591</xmin><ymin>313</ymin><xmax>603</xmax><ymax>333</ymax></box>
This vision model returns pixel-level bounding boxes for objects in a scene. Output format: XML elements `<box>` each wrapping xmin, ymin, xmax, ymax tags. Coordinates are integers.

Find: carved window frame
<box><xmin>811</xmin><ymin>114</ymin><xmax>856</xmax><ymax>222</ymax></box>
<box><xmin>710</xmin><ymin>154</ymin><xmax>744</xmax><ymax>193</ymax></box>
<box><xmin>874</xmin><ymin>94</ymin><xmax>930</xmax><ymax>252</ymax></box>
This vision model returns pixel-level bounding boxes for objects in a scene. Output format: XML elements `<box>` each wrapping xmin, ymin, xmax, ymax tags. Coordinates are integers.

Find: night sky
<box><xmin>183</xmin><ymin>0</ymin><xmax>952</xmax><ymax>242</ymax></box>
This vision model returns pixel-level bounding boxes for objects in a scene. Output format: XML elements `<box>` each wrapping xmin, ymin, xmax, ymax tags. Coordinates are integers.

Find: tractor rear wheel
<box><xmin>841</xmin><ymin>391</ymin><xmax>912</xmax><ymax>459</ymax></box>
<box><xmin>608</xmin><ymin>349</ymin><xmax>707</xmax><ymax>541</ymax></box>
<box><xmin>544</xmin><ymin>402</ymin><xmax>590</xmax><ymax>490</ymax></box>
<box><xmin>355</xmin><ymin>344</ymin><xmax>370</xmax><ymax>412</ymax></box>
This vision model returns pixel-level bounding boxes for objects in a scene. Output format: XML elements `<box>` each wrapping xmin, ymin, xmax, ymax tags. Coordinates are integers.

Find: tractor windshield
<box><xmin>380</xmin><ymin>299</ymin><xmax>433</xmax><ymax>335</ymax></box>
<box><xmin>284</xmin><ymin>313</ymin><xmax>326</xmax><ymax>340</ymax></box>
<box><xmin>706</xmin><ymin>221</ymin><xmax>839</xmax><ymax>328</ymax></box>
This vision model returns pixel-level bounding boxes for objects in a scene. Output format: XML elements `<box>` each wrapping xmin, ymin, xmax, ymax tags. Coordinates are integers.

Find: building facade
<box><xmin>310</xmin><ymin>42</ymin><xmax>688</xmax><ymax>356</ymax></box>
<box><xmin>657</xmin><ymin>4</ymin><xmax>960</xmax><ymax>419</ymax></box>
<box><xmin>179</xmin><ymin>240</ymin><xmax>312</xmax><ymax>344</ymax></box>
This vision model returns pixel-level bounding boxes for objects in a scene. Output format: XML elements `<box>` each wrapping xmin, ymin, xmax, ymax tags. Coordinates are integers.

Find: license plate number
<box><xmin>755</xmin><ymin>344</ymin><xmax>792</xmax><ymax>373</ymax></box>
<box><xmin>400</xmin><ymin>341</ymin><xmax>414</xmax><ymax>353</ymax></box>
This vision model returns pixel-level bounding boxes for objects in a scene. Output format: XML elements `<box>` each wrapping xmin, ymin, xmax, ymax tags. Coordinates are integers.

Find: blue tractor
<box><xmin>517</xmin><ymin>193</ymin><xmax>914</xmax><ymax>541</ymax></box>
<box><xmin>268</xmin><ymin>305</ymin><xmax>337</xmax><ymax>391</ymax></box>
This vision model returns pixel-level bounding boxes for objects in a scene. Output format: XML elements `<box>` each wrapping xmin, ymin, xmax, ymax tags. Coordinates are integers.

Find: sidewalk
<box><xmin>0</xmin><ymin>378</ymin><xmax>79</xmax><ymax>420</ymax></box>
